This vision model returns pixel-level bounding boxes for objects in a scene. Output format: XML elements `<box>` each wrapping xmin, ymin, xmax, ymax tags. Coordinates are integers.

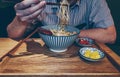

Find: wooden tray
<box><xmin>0</xmin><ymin>38</ymin><xmax>120</xmax><ymax>77</ymax></box>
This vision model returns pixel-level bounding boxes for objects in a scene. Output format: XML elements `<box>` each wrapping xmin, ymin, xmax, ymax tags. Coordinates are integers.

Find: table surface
<box><xmin>0</xmin><ymin>38</ymin><xmax>120</xmax><ymax>77</ymax></box>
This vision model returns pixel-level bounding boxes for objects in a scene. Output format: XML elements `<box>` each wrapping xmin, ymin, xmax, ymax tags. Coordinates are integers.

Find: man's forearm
<box><xmin>79</xmin><ymin>26</ymin><xmax>116</xmax><ymax>44</ymax></box>
<box><xmin>7</xmin><ymin>16</ymin><xmax>29</xmax><ymax>39</ymax></box>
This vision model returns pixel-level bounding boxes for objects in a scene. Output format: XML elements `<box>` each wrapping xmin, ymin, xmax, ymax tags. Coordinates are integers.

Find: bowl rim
<box><xmin>38</xmin><ymin>25</ymin><xmax>80</xmax><ymax>37</ymax></box>
<box><xmin>39</xmin><ymin>32</ymin><xmax>79</xmax><ymax>37</ymax></box>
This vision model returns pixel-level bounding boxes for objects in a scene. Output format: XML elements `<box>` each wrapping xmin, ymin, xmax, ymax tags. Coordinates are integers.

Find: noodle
<box><xmin>50</xmin><ymin>0</ymin><xmax>77</xmax><ymax>36</ymax></box>
<box><xmin>58</xmin><ymin>0</ymin><xmax>70</xmax><ymax>26</ymax></box>
<box><xmin>51</xmin><ymin>28</ymin><xmax>76</xmax><ymax>36</ymax></box>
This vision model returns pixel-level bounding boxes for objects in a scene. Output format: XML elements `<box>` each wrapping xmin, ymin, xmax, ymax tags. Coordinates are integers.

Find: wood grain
<box><xmin>96</xmin><ymin>42</ymin><xmax>120</xmax><ymax>71</ymax></box>
<box><xmin>0</xmin><ymin>38</ymin><xmax>120</xmax><ymax>77</ymax></box>
<box><xmin>0</xmin><ymin>28</ymin><xmax>38</xmax><ymax>62</ymax></box>
<box><xmin>0</xmin><ymin>38</ymin><xmax>19</xmax><ymax>61</ymax></box>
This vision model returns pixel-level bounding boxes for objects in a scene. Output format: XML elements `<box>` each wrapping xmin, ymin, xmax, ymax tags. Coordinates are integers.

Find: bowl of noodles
<box><xmin>38</xmin><ymin>25</ymin><xmax>80</xmax><ymax>52</ymax></box>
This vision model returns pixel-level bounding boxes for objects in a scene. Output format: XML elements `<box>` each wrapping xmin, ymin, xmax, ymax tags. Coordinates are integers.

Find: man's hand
<box><xmin>15</xmin><ymin>0</ymin><xmax>46</xmax><ymax>23</ymax></box>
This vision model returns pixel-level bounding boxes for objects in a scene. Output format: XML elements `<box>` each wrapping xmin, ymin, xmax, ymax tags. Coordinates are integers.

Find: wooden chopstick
<box><xmin>3</xmin><ymin>0</ymin><xmax>68</xmax><ymax>6</ymax></box>
<box><xmin>8</xmin><ymin>28</ymin><xmax>39</xmax><ymax>56</ymax></box>
<box><xmin>95</xmin><ymin>42</ymin><xmax>120</xmax><ymax>71</ymax></box>
<box><xmin>46</xmin><ymin>2</ymin><xmax>68</xmax><ymax>6</ymax></box>
<box><xmin>0</xmin><ymin>28</ymin><xmax>38</xmax><ymax>62</ymax></box>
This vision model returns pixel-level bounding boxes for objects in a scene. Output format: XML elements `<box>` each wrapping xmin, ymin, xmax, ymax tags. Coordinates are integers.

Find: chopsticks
<box><xmin>3</xmin><ymin>0</ymin><xmax>68</xmax><ymax>6</ymax></box>
<box><xmin>46</xmin><ymin>2</ymin><xmax>68</xmax><ymax>6</ymax></box>
<box><xmin>9</xmin><ymin>28</ymin><xmax>39</xmax><ymax>55</ymax></box>
<box><xmin>0</xmin><ymin>28</ymin><xmax>38</xmax><ymax>62</ymax></box>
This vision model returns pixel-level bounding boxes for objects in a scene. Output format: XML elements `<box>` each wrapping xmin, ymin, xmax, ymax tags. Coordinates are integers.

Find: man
<box><xmin>7</xmin><ymin>0</ymin><xmax>116</xmax><ymax>44</ymax></box>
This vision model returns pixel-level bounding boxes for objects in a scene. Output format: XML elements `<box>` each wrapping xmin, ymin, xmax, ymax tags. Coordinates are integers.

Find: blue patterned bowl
<box><xmin>38</xmin><ymin>25</ymin><xmax>80</xmax><ymax>52</ymax></box>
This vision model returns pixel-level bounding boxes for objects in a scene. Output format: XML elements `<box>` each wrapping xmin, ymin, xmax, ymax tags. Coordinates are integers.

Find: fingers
<box><xmin>16</xmin><ymin>1</ymin><xmax>46</xmax><ymax>16</ymax></box>
<box><xmin>21</xmin><ymin>8</ymin><xmax>44</xmax><ymax>21</ymax></box>
<box><xmin>17</xmin><ymin>1</ymin><xmax>46</xmax><ymax>16</ymax></box>
<box><xmin>15</xmin><ymin>0</ymin><xmax>46</xmax><ymax>22</ymax></box>
<box><xmin>15</xmin><ymin>0</ymin><xmax>40</xmax><ymax>10</ymax></box>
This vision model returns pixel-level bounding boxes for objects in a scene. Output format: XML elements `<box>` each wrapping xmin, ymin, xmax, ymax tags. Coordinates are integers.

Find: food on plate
<box><xmin>79</xmin><ymin>38</ymin><xmax>90</xmax><ymax>45</ymax></box>
<box><xmin>50</xmin><ymin>29</ymin><xmax>76</xmax><ymax>36</ymax></box>
<box><xmin>79</xmin><ymin>47</ymin><xmax>105</xmax><ymax>61</ymax></box>
<box><xmin>84</xmin><ymin>49</ymin><xmax>101</xmax><ymax>59</ymax></box>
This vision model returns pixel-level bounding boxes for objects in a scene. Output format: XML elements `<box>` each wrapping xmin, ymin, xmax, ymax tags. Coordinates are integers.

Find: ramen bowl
<box><xmin>38</xmin><ymin>25</ymin><xmax>80</xmax><ymax>52</ymax></box>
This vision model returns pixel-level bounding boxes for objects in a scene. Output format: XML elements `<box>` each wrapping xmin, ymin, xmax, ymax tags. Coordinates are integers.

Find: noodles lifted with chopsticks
<box><xmin>58</xmin><ymin>0</ymin><xmax>70</xmax><ymax>26</ymax></box>
<box><xmin>51</xmin><ymin>0</ymin><xmax>76</xmax><ymax>36</ymax></box>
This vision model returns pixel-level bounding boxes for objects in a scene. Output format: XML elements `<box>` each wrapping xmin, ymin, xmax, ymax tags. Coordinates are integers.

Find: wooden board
<box><xmin>0</xmin><ymin>38</ymin><xmax>19</xmax><ymax>61</ymax></box>
<box><xmin>0</xmin><ymin>38</ymin><xmax>120</xmax><ymax>77</ymax></box>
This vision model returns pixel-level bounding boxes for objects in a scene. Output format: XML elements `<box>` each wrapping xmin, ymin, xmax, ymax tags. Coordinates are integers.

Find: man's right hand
<box><xmin>15</xmin><ymin>0</ymin><xmax>46</xmax><ymax>23</ymax></box>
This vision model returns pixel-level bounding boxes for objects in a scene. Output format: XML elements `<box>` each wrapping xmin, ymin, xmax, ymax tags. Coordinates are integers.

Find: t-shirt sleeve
<box><xmin>89</xmin><ymin>0</ymin><xmax>114</xmax><ymax>28</ymax></box>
